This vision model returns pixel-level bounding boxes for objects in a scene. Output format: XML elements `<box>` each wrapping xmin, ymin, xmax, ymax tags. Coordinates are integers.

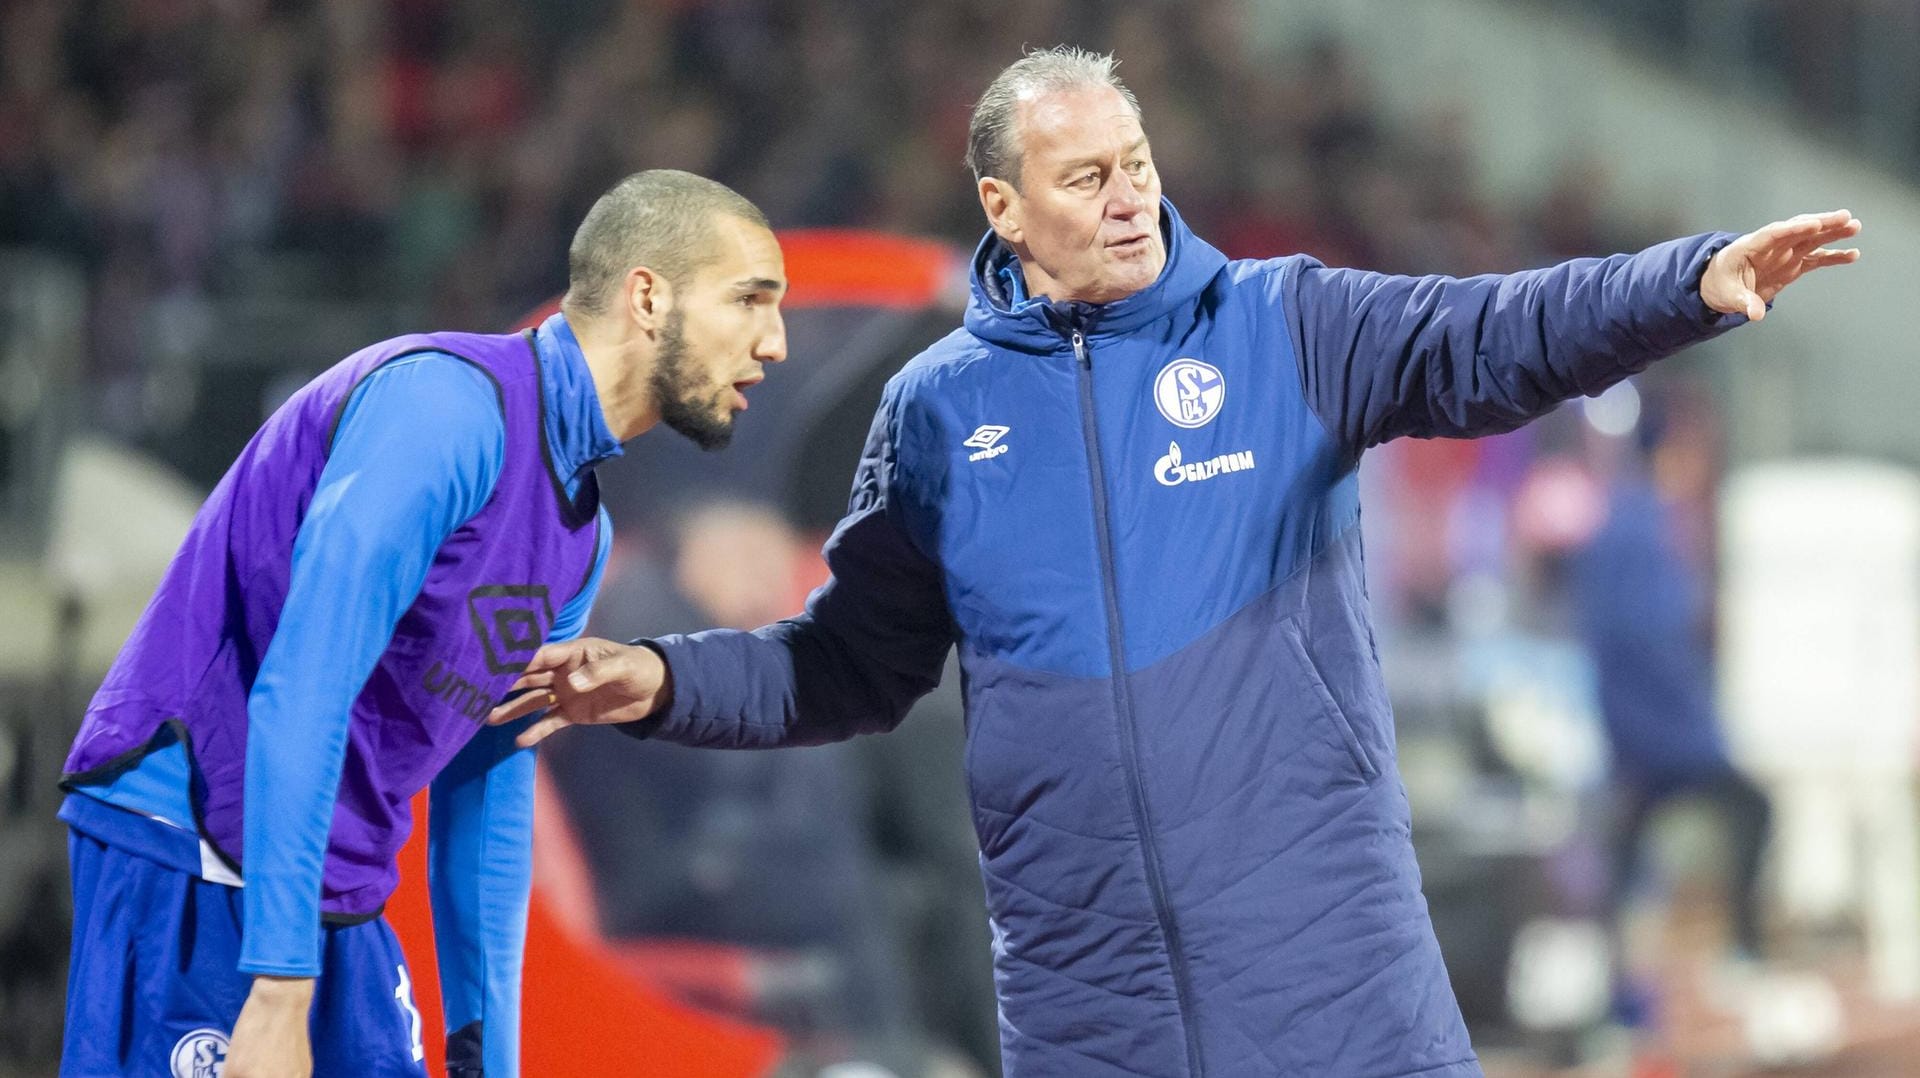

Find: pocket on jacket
<box><xmin>1279</xmin><ymin>618</ymin><xmax>1378</xmax><ymax>782</ymax></box>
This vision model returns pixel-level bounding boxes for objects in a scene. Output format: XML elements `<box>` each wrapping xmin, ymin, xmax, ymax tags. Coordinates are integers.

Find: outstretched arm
<box><xmin>493</xmin><ymin>385</ymin><xmax>955</xmax><ymax>749</ymax></box>
<box><xmin>1285</xmin><ymin>210</ymin><xmax>1860</xmax><ymax>452</ymax></box>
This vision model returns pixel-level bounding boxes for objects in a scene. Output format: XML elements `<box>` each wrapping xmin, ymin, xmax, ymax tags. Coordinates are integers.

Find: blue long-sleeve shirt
<box><xmin>70</xmin><ymin>313</ymin><xmax>615</xmax><ymax>1075</ymax></box>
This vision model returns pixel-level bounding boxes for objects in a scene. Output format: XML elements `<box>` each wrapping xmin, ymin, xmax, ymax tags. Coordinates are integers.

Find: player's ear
<box><xmin>624</xmin><ymin>265</ymin><xmax>672</xmax><ymax>331</ymax></box>
<box><xmin>980</xmin><ymin>177</ymin><xmax>1022</xmax><ymax>244</ymax></box>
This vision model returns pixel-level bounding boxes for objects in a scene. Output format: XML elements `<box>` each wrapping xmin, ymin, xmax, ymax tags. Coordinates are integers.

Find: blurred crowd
<box><xmin>1566</xmin><ymin>0</ymin><xmax>1920</xmax><ymax>177</ymax></box>
<box><xmin>0</xmin><ymin>0</ymin><xmax>1659</xmax><ymax>395</ymax></box>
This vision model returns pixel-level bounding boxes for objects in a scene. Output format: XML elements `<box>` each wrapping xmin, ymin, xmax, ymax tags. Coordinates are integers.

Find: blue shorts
<box><xmin>63</xmin><ymin>826</ymin><xmax>430</xmax><ymax>1077</ymax></box>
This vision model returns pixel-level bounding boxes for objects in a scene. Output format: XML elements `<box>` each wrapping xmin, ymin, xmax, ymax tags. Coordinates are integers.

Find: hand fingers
<box><xmin>1762</xmin><ymin>209</ymin><xmax>1854</xmax><ymax>243</ymax></box>
<box><xmin>564</xmin><ymin>654</ymin><xmax>632</xmax><ymax>695</ymax></box>
<box><xmin>1801</xmin><ymin>246</ymin><xmax>1862</xmax><ymax>269</ymax></box>
<box><xmin>1753</xmin><ymin>213</ymin><xmax>1852</xmax><ymax>257</ymax></box>
<box><xmin>515</xmin><ymin>713</ymin><xmax>573</xmax><ymax>749</ymax></box>
<box><xmin>1744</xmin><ymin>290</ymin><xmax>1767</xmax><ymax>322</ymax></box>
<box><xmin>488</xmin><ymin>688</ymin><xmax>556</xmax><ymax>726</ymax></box>
<box><xmin>505</xmin><ymin>668</ymin><xmax>555</xmax><ymax>696</ymax></box>
<box><xmin>519</xmin><ymin>641</ymin><xmax>590</xmax><ymax>678</ymax></box>
<box><xmin>1786</xmin><ymin>217</ymin><xmax>1863</xmax><ymax>258</ymax></box>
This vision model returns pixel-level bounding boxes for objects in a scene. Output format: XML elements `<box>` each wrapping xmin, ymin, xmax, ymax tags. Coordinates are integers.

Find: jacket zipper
<box><xmin>1071</xmin><ymin>327</ymin><xmax>1205</xmax><ymax>1077</ymax></box>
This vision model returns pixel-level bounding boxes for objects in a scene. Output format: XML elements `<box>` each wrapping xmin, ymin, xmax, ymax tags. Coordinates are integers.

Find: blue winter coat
<box><xmin>644</xmin><ymin>202</ymin><xmax>1739</xmax><ymax>1076</ymax></box>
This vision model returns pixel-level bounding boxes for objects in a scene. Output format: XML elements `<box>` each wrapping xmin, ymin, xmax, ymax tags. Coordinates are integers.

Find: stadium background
<box><xmin>4</xmin><ymin>1</ymin><xmax>1920</xmax><ymax>1074</ymax></box>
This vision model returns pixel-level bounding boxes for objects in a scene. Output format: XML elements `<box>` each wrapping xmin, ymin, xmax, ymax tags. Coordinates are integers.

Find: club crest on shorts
<box><xmin>1153</xmin><ymin>358</ymin><xmax>1225</xmax><ymax>429</ymax></box>
<box><xmin>170</xmin><ymin>1028</ymin><xmax>229</xmax><ymax>1078</ymax></box>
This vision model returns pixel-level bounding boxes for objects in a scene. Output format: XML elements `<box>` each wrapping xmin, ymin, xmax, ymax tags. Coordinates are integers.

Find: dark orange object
<box><xmin>386</xmin><ymin>789</ymin><xmax>786</xmax><ymax>1078</ymax></box>
<box><xmin>511</xmin><ymin>228</ymin><xmax>959</xmax><ymax>329</ymax></box>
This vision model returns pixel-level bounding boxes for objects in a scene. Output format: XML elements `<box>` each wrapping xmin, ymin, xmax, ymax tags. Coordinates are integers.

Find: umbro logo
<box><xmin>965</xmin><ymin>425</ymin><xmax>1010</xmax><ymax>462</ymax></box>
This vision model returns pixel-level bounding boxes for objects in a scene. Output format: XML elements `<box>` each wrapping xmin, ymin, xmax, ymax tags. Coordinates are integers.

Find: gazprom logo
<box><xmin>1153</xmin><ymin>358</ymin><xmax>1224</xmax><ymax>429</ymax></box>
<box><xmin>1154</xmin><ymin>442</ymin><xmax>1256</xmax><ymax>487</ymax></box>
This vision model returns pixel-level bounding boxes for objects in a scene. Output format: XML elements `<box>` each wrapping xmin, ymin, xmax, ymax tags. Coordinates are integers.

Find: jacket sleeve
<box><xmin>637</xmin><ymin>383</ymin><xmax>955</xmax><ymax>749</ymax></box>
<box><xmin>1280</xmin><ymin>232</ymin><xmax>1743</xmax><ymax>454</ymax></box>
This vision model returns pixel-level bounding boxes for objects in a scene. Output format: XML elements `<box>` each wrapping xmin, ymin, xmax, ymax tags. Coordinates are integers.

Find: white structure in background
<box><xmin>1720</xmin><ymin>461</ymin><xmax>1920</xmax><ymax>1001</ymax></box>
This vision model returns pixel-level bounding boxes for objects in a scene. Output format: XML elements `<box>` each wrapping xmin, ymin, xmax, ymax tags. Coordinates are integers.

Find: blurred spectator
<box><xmin>543</xmin><ymin>502</ymin><xmax>995</xmax><ymax>1074</ymax></box>
<box><xmin>547</xmin><ymin>504</ymin><xmax>904</xmax><ymax>1029</ymax></box>
<box><xmin>1571</xmin><ymin>386</ymin><xmax>1775</xmax><ymax>978</ymax></box>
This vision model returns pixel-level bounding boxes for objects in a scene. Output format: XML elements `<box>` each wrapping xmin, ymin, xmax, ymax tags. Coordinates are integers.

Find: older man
<box><xmin>498</xmin><ymin>49</ymin><xmax>1860</xmax><ymax>1078</ymax></box>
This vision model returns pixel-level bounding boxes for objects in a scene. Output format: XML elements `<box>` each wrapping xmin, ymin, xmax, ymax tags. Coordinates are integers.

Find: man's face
<box><xmin>986</xmin><ymin>85</ymin><xmax>1164</xmax><ymax>305</ymax></box>
<box><xmin>653</xmin><ymin>215</ymin><xmax>788</xmax><ymax>450</ymax></box>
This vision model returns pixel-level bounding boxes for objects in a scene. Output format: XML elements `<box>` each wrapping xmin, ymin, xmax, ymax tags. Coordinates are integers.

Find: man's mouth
<box><xmin>1107</xmin><ymin>234</ymin><xmax>1153</xmax><ymax>254</ymax></box>
<box><xmin>731</xmin><ymin>377</ymin><xmax>762</xmax><ymax>410</ymax></box>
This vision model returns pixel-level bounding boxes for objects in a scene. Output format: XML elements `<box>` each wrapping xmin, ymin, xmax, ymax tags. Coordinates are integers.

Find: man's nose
<box><xmin>756</xmin><ymin>313</ymin><xmax>788</xmax><ymax>364</ymax></box>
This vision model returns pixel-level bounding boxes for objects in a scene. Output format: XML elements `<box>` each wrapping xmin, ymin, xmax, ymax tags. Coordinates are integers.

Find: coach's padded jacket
<box><xmin>643</xmin><ymin>201</ymin><xmax>1741</xmax><ymax>1077</ymax></box>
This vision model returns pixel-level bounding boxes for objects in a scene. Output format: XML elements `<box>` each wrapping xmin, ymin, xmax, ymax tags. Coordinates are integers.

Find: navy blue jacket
<box><xmin>646</xmin><ymin>202</ymin><xmax>1739</xmax><ymax>1077</ymax></box>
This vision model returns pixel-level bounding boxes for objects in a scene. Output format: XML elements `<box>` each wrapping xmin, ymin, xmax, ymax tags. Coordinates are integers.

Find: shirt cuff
<box><xmin>612</xmin><ymin>639</ymin><xmax>676</xmax><ymax>741</ymax></box>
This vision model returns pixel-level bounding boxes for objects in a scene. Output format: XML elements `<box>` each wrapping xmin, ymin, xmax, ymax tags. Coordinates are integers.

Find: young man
<box><xmin>500</xmin><ymin>49</ymin><xmax>1860</xmax><ymax>1078</ymax></box>
<box><xmin>59</xmin><ymin>169</ymin><xmax>787</xmax><ymax>1077</ymax></box>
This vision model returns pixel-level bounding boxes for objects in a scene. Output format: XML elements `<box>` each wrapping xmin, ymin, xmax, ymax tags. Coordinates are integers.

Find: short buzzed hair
<box><xmin>966</xmin><ymin>46</ymin><xmax>1142</xmax><ymax>190</ymax></box>
<box><xmin>564</xmin><ymin>170</ymin><xmax>769</xmax><ymax>317</ymax></box>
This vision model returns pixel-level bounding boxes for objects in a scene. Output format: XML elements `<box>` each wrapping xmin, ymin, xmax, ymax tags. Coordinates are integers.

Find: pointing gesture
<box><xmin>488</xmin><ymin>638</ymin><xmax>672</xmax><ymax>748</ymax></box>
<box><xmin>1700</xmin><ymin>209</ymin><xmax>1862</xmax><ymax>321</ymax></box>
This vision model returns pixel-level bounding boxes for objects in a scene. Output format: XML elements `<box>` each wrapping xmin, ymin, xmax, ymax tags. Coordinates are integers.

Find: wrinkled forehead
<box><xmin>1015</xmin><ymin>85</ymin><xmax>1146</xmax><ymax>172</ymax></box>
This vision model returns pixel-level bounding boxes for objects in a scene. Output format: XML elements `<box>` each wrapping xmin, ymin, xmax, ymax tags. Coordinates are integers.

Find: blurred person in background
<box><xmin>498</xmin><ymin>46</ymin><xmax>1860</xmax><ymax>1078</ymax></box>
<box><xmin>545</xmin><ymin>500</ymin><xmax>989</xmax><ymax>1076</ymax></box>
<box><xmin>1572</xmin><ymin>385</ymin><xmax>1775</xmax><ymax>999</ymax></box>
<box><xmin>545</xmin><ymin>499</ymin><xmax>990</xmax><ymax>1068</ymax></box>
<box><xmin>55</xmin><ymin>170</ymin><xmax>786</xmax><ymax>1078</ymax></box>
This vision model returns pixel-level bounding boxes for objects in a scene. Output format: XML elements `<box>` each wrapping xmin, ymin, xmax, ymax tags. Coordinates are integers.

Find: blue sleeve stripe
<box><xmin>239</xmin><ymin>354</ymin><xmax>505</xmax><ymax>976</ymax></box>
<box><xmin>423</xmin><ymin>509</ymin><xmax>604</xmax><ymax>1077</ymax></box>
<box><xmin>428</xmin><ymin>721</ymin><xmax>534</xmax><ymax>1077</ymax></box>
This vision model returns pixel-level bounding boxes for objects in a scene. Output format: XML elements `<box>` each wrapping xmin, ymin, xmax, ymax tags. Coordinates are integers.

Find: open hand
<box><xmin>486</xmin><ymin>638</ymin><xmax>671</xmax><ymax>748</ymax></box>
<box><xmin>1700</xmin><ymin>209</ymin><xmax>1862</xmax><ymax>321</ymax></box>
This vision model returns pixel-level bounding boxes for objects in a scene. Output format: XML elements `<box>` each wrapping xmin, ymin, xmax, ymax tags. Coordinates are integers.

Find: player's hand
<box><xmin>487</xmin><ymin>637</ymin><xmax>672</xmax><ymax>748</ymax></box>
<box><xmin>225</xmin><ymin>975</ymin><xmax>315</xmax><ymax>1078</ymax></box>
<box><xmin>1700</xmin><ymin>208</ymin><xmax>1861</xmax><ymax>321</ymax></box>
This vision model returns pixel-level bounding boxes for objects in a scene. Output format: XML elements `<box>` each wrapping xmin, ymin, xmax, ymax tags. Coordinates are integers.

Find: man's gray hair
<box><xmin>564</xmin><ymin>169</ymin><xmax>769</xmax><ymax>317</ymax></box>
<box><xmin>966</xmin><ymin>46</ymin><xmax>1142</xmax><ymax>189</ymax></box>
